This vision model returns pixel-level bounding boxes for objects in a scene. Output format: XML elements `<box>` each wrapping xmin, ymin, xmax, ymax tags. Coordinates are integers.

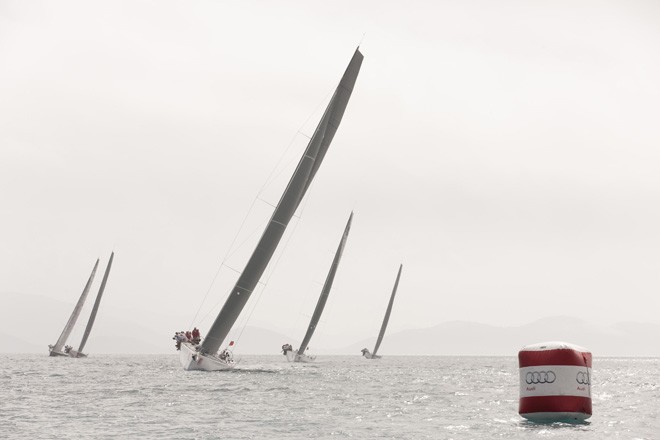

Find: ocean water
<box><xmin>1</xmin><ymin>355</ymin><xmax>657</xmax><ymax>439</ymax></box>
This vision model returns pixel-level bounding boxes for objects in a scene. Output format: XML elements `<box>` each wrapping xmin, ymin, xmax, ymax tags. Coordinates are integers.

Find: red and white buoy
<box><xmin>518</xmin><ymin>341</ymin><xmax>592</xmax><ymax>422</ymax></box>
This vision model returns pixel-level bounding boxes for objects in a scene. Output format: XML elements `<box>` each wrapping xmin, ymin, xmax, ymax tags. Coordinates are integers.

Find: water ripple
<box><xmin>0</xmin><ymin>355</ymin><xmax>658</xmax><ymax>439</ymax></box>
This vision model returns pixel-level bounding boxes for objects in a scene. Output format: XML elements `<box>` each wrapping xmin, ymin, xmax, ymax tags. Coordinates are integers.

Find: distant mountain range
<box><xmin>338</xmin><ymin>316</ymin><xmax>660</xmax><ymax>357</ymax></box>
<box><xmin>2</xmin><ymin>293</ymin><xmax>658</xmax><ymax>356</ymax></box>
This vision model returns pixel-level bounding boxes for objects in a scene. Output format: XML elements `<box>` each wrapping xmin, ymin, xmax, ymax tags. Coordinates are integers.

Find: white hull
<box><xmin>179</xmin><ymin>342</ymin><xmax>235</xmax><ymax>371</ymax></box>
<box><xmin>284</xmin><ymin>350</ymin><xmax>316</xmax><ymax>363</ymax></box>
<box><xmin>68</xmin><ymin>349</ymin><xmax>87</xmax><ymax>358</ymax></box>
<box><xmin>49</xmin><ymin>350</ymin><xmax>69</xmax><ymax>357</ymax></box>
<box><xmin>361</xmin><ymin>349</ymin><xmax>381</xmax><ymax>359</ymax></box>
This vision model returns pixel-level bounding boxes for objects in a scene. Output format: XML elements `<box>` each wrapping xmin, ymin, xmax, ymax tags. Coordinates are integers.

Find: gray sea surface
<box><xmin>1</xmin><ymin>355</ymin><xmax>657</xmax><ymax>439</ymax></box>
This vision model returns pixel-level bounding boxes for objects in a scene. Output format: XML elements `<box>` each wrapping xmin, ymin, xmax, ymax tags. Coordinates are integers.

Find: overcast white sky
<box><xmin>2</xmin><ymin>0</ymin><xmax>660</xmax><ymax>346</ymax></box>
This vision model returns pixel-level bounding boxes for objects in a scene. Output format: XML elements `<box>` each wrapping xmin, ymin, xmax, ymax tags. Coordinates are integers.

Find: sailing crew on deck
<box><xmin>219</xmin><ymin>348</ymin><xmax>232</xmax><ymax>361</ymax></box>
<box><xmin>185</xmin><ymin>330</ymin><xmax>192</xmax><ymax>342</ymax></box>
<box><xmin>173</xmin><ymin>331</ymin><xmax>187</xmax><ymax>350</ymax></box>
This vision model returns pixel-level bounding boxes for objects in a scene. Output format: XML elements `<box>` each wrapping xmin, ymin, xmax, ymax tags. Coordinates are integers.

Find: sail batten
<box><xmin>199</xmin><ymin>49</ymin><xmax>363</xmax><ymax>356</ymax></box>
<box><xmin>76</xmin><ymin>252</ymin><xmax>114</xmax><ymax>355</ymax></box>
<box><xmin>372</xmin><ymin>264</ymin><xmax>403</xmax><ymax>357</ymax></box>
<box><xmin>297</xmin><ymin>212</ymin><xmax>353</xmax><ymax>355</ymax></box>
<box><xmin>52</xmin><ymin>259</ymin><xmax>100</xmax><ymax>353</ymax></box>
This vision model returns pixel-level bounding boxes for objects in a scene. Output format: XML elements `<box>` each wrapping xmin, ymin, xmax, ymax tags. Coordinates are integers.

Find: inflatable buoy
<box><xmin>518</xmin><ymin>341</ymin><xmax>592</xmax><ymax>422</ymax></box>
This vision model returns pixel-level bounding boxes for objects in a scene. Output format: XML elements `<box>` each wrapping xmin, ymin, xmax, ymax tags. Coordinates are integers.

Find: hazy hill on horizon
<box><xmin>340</xmin><ymin>316</ymin><xmax>660</xmax><ymax>357</ymax></box>
<box><xmin>2</xmin><ymin>292</ymin><xmax>658</xmax><ymax>356</ymax></box>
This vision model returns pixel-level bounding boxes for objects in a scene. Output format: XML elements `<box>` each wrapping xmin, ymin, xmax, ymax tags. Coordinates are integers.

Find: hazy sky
<box><xmin>2</xmin><ymin>0</ymin><xmax>660</xmax><ymax>347</ymax></box>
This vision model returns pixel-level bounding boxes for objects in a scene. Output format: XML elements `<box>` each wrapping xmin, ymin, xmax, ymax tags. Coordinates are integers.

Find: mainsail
<box><xmin>199</xmin><ymin>48</ymin><xmax>364</xmax><ymax>356</ymax></box>
<box><xmin>297</xmin><ymin>212</ymin><xmax>353</xmax><ymax>355</ymax></box>
<box><xmin>76</xmin><ymin>252</ymin><xmax>114</xmax><ymax>355</ymax></box>
<box><xmin>371</xmin><ymin>264</ymin><xmax>403</xmax><ymax>357</ymax></box>
<box><xmin>51</xmin><ymin>259</ymin><xmax>99</xmax><ymax>354</ymax></box>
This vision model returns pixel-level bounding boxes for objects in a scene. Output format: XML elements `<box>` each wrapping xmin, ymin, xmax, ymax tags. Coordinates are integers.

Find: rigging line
<box><xmin>188</xmin><ymin>91</ymin><xmax>330</xmax><ymax>330</ymax></box>
<box><xmin>257</xmin><ymin>197</ymin><xmax>277</xmax><ymax>209</ymax></box>
<box><xmin>219</xmin><ymin>187</ymin><xmax>296</xmax><ymax>267</ymax></box>
<box><xmin>257</xmin><ymin>89</ymin><xmax>333</xmax><ymax>197</ymax></box>
<box><xmin>292</xmin><ymin>277</ymin><xmax>315</xmax><ymax>342</ymax></box>
<box><xmin>188</xmin><ymin>196</ymin><xmax>260</xmax><ymax>328</ymax></box>
<box><xmin>190</xmin><ymin>121</ymin><xmax>320</xmax><ymax>329</ymax></box>
<box><xmin>221</xmin><ymin>264</ymin><xmax>242</xmax><ymax>275</ymax></box>
<box><xmin>232</xmin><ymin>208</ymin><xmax>306</xmax><ymax>347</ymax></box>
<box><xmin>232</xmin><ymin>178</ymin><xmax>316</xmax><ymax>347</ymax></box>
<box><xmin>193</xmin><ymin>85</ymin><xmax>334</xmax><ymax>338</ymax></box>
<box><xmin>194</xmin><ymin>214</ymin><xmax>272</xmax><ymax>327</ymax></box>
<box><xmin>190</xmin><ymin>187</ymin><xmax>282</xmax><ymax>327</ymax></box>
<box><xmin>257</xmin><ymin>150</ymin><xmax>306</xmax><ymax>204</ymax></box>
<box><xmin>197</xmin><ymin>265</ymin><xmax>270</xmax><ymax>329</ymax></box>
<box><xmin>222</xmin><ymin>216</ymin><xmax>269</xmax><ymax>264</ymax></box>
<box><xmin>291</xmin><ymin>221</ymin><xmax>335</xmax><ymax>337</ymax></box>
<box><xmin>197</xmin><ymin>180</ymin><xmax>310</xmax><ymax>328</ymax></box>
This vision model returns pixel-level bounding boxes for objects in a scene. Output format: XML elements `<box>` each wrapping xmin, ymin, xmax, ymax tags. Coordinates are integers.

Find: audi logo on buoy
<box><xmin>519</xmin><ymin>342</ymin><xmax>593</xmax><ymax>422</ymax></box>
<box><xmin>576</xmin><ymin>371</ymin><xmax>590</xmax><ymax>385</ymax></box>
<box><xmin>525</xmin><ymin>371</ymin><xmax>556</xmax><ymax>384</ymax></box>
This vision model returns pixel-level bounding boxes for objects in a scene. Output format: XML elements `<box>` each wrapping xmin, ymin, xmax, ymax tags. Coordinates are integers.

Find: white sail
<box><xmin>195</xmin><ymin>49</ymin><xmax>364</xmax><ymax>362</ymax></box>
<box><xmin>363</xmin><ymin>264</ymin><xmax>403</xmax><ymax>359</ymax></box>
<box><xmin>49</xmin><ymin>259</ymin><xmax>99</xmax><ymax>356</ymax></box>
<box><xmin>71</xmin><ymin>252</ymin><xmax>114</xmax><ymax>357</ymax></box>
<box><xmin>286</xmin><ymin>212</ymin><xmax>353</xmax><ymax>362</ymax></box>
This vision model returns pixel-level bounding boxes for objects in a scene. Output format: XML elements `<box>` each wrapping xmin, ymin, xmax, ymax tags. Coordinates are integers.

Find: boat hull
<box><xmin>68</xmin><ymin>349</ymin><xmax>87</xmax><ymax>358</ymax></box>
<box><xmin>179</xmin><ymin>342</ymin><xmax>235</xmax><ymax>371</ymax></box>
<box><xmin>285</xmin><ymin>350</ymin><xmax>316</xmax><ymax>363</ymax></box>
<box><xmin>361</xmin><ymin>349</ymin><xmax>381</xmax><ymax>359</ymax></box>
<box><xmin>49</xmin><ymin>350</ymin><xmax>69</xmax><ymax>357</ymax></box>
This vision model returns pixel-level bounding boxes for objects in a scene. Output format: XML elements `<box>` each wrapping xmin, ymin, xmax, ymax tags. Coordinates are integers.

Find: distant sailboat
<box><xmin>282</xmin><ymin>212</ymin><xmax>353</xmax><ymax>363</ymax></box>
<box><xmin>179</xmin><ymin>48</ymin><xmax>364</xmax><ymax>371</ymax></box>
<box><xmin>68</xmin><ymin>252</ymin><xmax>114</xmax><ymax>358</ymax></box>
<box><xmin>48</xmin><ymin>259</ymin><xmax>100</xmax><ymax>357</ymax></box>
<box><xmin>361</xmin><ymin>264</ymin><xmax>403</xmax><ymax>359</ymax></box>
<box><xmin>48</xmin><ymin>252</ymin><xmax>114</xmax><ymax>358</ymax></box>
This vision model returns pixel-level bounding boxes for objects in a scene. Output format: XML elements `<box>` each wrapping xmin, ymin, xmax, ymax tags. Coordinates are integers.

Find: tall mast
<box><xmin>297</xmin><ymin>212</ymin><xmax>353</xmax><ymax>355</ymax></box>
<box><xmin>200</xmin><ymin>49</ymin><xmax>363</xmax><ymax>355</ymax></box>
<box><xmin>372</xmin><ymin>264</ymin><xmax>403</xmax><ymax>356</ymax></box>
<box><xmin>76</xmin><ymin>252</ymin><xmax>114</xmax><ymax>354</ymax></box>
<box><xmin>52</xmin><ymin>259</ymin><xmax>99</xmax><ymax>353</ymax></box>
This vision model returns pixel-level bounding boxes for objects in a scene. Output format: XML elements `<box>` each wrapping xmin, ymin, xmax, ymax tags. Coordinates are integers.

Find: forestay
<box><xmin>200</xmin><ymin>49</ymin><xmax>364</xmax><ymax>356</ymax></box>
<box><xmin>297</xmin><ymin>212</ymin><xmax>353</xmax><ymax>355</ymax></box>
<box><xmin>372</xmin><ymin>264</ymin><xmax>403</xmax><ymax>357</ymax></box>
<box><xmin>51</xmin><ymin>259</ymin><xmax>99</xmax><ymax>354</ymax></box>
<box><xmin>76</xmin><ymin>252</ymin><xmax>114</xmax><ymax>355</ymax></box>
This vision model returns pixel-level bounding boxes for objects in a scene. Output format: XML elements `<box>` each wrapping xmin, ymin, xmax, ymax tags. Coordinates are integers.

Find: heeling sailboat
<box><xmin>68</xmin><ymin>252</ymin><xmax>114</xmax><ymax>358</ymax></box>
<box><xmin>48</xmin><ymin>259</ymin><xmax>100</xmax><ymax>357</ymax></box>
<box><xmin>282</xmin><ymin>212</ymin><xmax>353</xmax><ymax>363</ymax></box>
<box><xmin>179</xmin><ymin>48</ymin><xmax>364</xmax><ymax>371</ymax></box>
<box><xmin>361</xmin><ymin>264</ymin><xmax>403</xmax><ymax>359</ymax></box>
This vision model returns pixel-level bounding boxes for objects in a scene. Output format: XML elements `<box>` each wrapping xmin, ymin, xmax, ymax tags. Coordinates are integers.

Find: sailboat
<box><xmin>68</xmin><ymin>252</ymin><xmax>114</xmax><ymax>358</ymax></box>
<box><xmin>179</xmin><ymin>48</ymin><xmax>364</xmax><ymax>371</ymax></box>
<box><xmin>48</xmin><ymin>252</ymin><xmax>114</xmax><ymax>358</ymax></box>
<box><xmin>282</xmin><ymin>212</ymin><xmax>353</xmax><ymax>363</ymax></box>
<box><xmin>48</xmin><ymin>259</ymin><xmax>99</xmax><ymax>356</ymax></box>
<box><xmin>361</xmin><ymin>264</ymin><xmax>403</xmax><ymax>359</ymax></box>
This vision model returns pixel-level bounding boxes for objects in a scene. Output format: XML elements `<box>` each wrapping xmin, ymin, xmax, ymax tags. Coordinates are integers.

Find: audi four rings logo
<box><xmin>525</xmin><ymin>371</ymin><xmax>556</xmax><ymax>384</ymax></box>
<box><xmin>576</xmin><ymin>371</ymin><xmax>591</xmax><ymax>385</ymax></box>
